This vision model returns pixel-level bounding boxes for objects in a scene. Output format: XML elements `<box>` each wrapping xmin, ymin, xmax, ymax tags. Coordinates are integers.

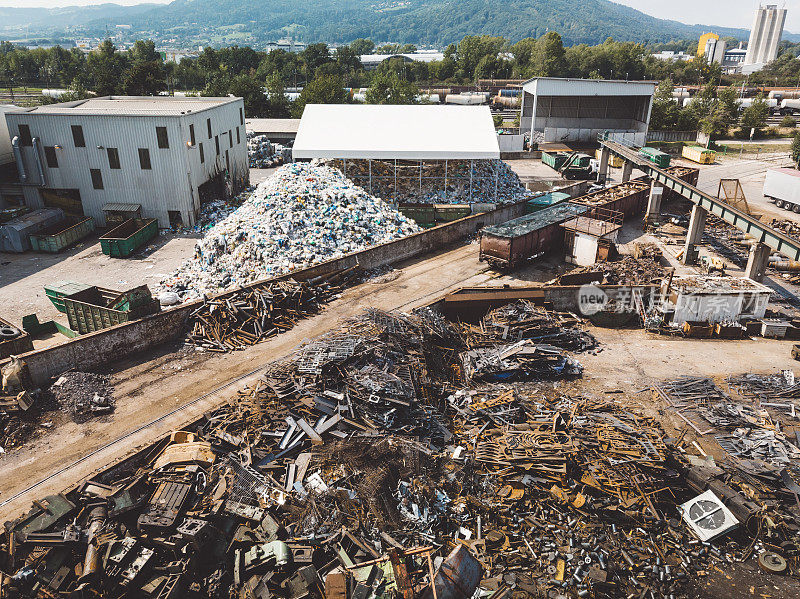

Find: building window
<box><xmin>90</xmin><ymin>168</ymin><xmax>103</xmax><ymax>190</ymax></box>
<box><xmin>71</xmin><ymin>125</ymin><xmax>85</xmax><ymax>148</ymax></box>
<box><xmin>156</xmin><ymin>126</ymin><xmax>169</xmax><ymax>149</ymax></box>
<box><xmin>107</xmin><ymin>147</ymin><xmax>121</xmax><ymax>169</ymax></box>
<box><xmin>138</xmin><ymin>148</ymin><xmax>152</xmax><ymax>170</ymax></box>
<box><xmin>189</xmin><ymin>124</ymin><xmax>195</xmax><ymax>146</ymax></box>
<box><xmin>207</xmin><ymin>118</ymin><xmax>212</xmax><ymax>139</ymax></box>
<box><xmin>228</xmin><ymin>130</ymin><xmax>232</xmax><ymax>147</ymax></box>
<box><xmin>18</xmin><ymin>124</ymin><xmax>32</xmax><ymax>146</ymax></box>
<box><xmin>236</xmin><ymin>127</ymin><xmax>240</xmax><ymax>145</ymax></box>
<box><xmin>239</xmin><ymin>107</ymin><xmax>243</xmax><ymax>125</ymax></box>
<box><xmin>199</xmin><ymin>142</ymin><xmax>205</xmax><ymax>164</ymax></box>
<box><xmin>44</xmin><ymin>146</ymin><xmax>58</xmax><ymax>168</ymax></box>
<box><xmin>215</xmin><ymin>135</ymin><xmax>220</xmax><ymax>156</ymax></box>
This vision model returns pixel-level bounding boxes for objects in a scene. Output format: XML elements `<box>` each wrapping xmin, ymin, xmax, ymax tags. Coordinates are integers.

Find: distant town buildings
<box><xmin>743</xmin><ymin>4</ymin><xmax>787</xmax><ymax>73</ymax></box>
<box><xmin>650</xmin><ymin>51</ymin><xmax>694</xmax><ymax>62</ymax></box>
<box><xmin>360</xmin><ymin>50</ymin><xmax>445</xmax><ymax>70</ymax></box>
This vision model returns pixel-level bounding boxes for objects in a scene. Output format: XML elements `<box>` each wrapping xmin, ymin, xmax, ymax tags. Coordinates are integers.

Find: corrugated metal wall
<box><xmin>6</xmin><ymin>98</ymin><xmax>248</xmax><ymax>228</ymax></box>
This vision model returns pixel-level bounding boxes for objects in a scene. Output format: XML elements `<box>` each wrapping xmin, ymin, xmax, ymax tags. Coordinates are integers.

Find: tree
<box><xmin>791</xmin><ymin>132</ymin><xmax>800</xmax><ymax>166</ymax></box>
<box><xmin>86</xmin><ymin>39</ymin><xmax>124</xmax><ymax>95</ymax></box>
<box><xmin>203</xmin><ymin>73</ymin><xmax>268</xmax><ymax>117</ymax></box>
<box><xmin>365</xmin><ymin>70</ymin><xmax>418</xmax><ymax>105</ymax></box>
<box><xmin>265</xmin><ymin>73</ymin><xmax>291</xmax><ymax>117</ymax></box>
<box><xmin>292</xmin><ymin>74</ymin><xmax>347</xmax><ymax>117</ymax></box>
<box><xmin>533</xmin><ymin>32</ymin><xmax>567</xmax><ymax>77</ymax></box>
<box><xmin>129</xmin><ymin>40</ymin><xmax>160</xmax><ymax>64</ymax></box>
<box><xmin>649</xmin><ymin>78</ymin><xmax>680</xmax><ymax>131</ymax></box>
<box><xmin>740</xmin><ymin>95</ymin><xmax>769</xmax><ymax>135</ymax></box>
<box><xmin>123</xmin><ymin>61</ymin><xmax>166</xmax><ymax>95</ymax></box>
<box><xmin>301</xmin><ymin>43</ymin><xmax>332</xmax><ymax>77</ymax></box>
<box><xmin>349</xmin><ymin>39</ymin><xmax>375</xmax><ymax>56</ymax></box>
<box><xmin>716</xmin><ymin>86</ymin><xmax>741</xmax><ymax>128</ymax></box>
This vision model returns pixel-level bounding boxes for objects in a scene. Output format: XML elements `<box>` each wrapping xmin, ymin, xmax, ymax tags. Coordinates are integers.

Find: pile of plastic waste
<box><xmin>248</xmin><ymin>132</ymin><xmax>287</xmax><ymax>168</ymax></box>
<box><xmin>324</xmin><ymin>158</ymin><xmax>531</xmax><ymax>205</ymax></box>
<box><xmin>156</xmin><ymin>163</ymin><xmax>421</xmax><ymax>301</ymax></box>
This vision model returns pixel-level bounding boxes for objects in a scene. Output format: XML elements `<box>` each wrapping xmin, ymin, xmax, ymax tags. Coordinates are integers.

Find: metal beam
<box><xmin>601</xmin><ymin>140</ymin><xmax>800</xmax><ymax>261</ymax></box>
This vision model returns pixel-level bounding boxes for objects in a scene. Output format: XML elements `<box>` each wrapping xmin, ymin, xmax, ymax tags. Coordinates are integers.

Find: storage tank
<box><xmin>781</xmin><ymin>99</ymin><xmax>800</xmax><ymax>113</ymax></box>
<box><xmin>0</xmin><ymin>105</ymin><xmax>21</xmax><ymax>167</ymax></box>
<box><xmin>682</xmin><ymin>97</ymin><xmax>694</xmax><ymax>108</ymax></box>
<box><xmin>445</xmin><ymin>93</ymin><xmax>487</xmax><ymax>105</ymax></box>
<box><xmin>41</xmin><ymin>88</ymin><xmax>68</xmax><ymax>98</ymax></box>
<box><xmin>772</xmin><ymin>90</ymin><xmax>800</xmax><ymax>100</ymax></box>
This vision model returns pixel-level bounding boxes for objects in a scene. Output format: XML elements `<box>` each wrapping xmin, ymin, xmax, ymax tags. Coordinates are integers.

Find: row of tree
<box><xmin>651</xmin><ymin>79</ymin><xmax>773</xmax><ymax>139</ymax></box>
<box><xmin>0</xmin><ymin>33</ymin><xmax>797</xmax><ymax>121</ymax></box>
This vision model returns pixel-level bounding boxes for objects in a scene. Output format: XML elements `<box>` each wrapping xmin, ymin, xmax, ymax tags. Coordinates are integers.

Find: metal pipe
<box><xmin>11</xmin><ymin>136</ymin><xmax>26</xmax><ymax>183</ymax></box>
<box><xmin>80</xmin><ymin>503</ymin><xmax>108</xmax><ymax>580</ymax></box>
<box><xmin>773</xmin><ymin>261</ymin><xmax>800</xmax><ymax>272</ymax></box>
<box><xmin>31</xmin><ymin>137</ymin><xmax>46</xmax><ymax>186</ymax></box>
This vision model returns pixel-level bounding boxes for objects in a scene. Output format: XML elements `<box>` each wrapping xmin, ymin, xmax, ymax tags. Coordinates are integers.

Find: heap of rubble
<box><xmin>46</xmin><ymin>371</ymin><xmax>114</xmax><ymax>421</ymax></box>
<box><xmin>2</xmin><ymin>307</ymin><xmax>799</xmax><ymax>599</ymax></box>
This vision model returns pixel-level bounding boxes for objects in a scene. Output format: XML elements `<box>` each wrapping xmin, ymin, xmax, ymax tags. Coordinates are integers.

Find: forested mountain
<box><xmin>3</xmin><ymin>0</ymin><xmax>790</xmax><ymax>47</ymax></box>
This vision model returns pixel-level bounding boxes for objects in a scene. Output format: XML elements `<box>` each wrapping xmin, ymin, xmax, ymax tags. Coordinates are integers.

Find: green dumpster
<box><xmin>99</xmin><ymin>218</ymin><xmax>158</xmax><ymax>258</ymax></box>
<box><xmin>29</xmin><ymin>216</ymin><xmax>94</xmax><ymax>253</ymax></box>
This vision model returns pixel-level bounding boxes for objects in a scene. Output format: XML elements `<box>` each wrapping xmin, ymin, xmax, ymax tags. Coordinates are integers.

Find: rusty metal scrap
<box><xmin>3</xmin><ymin>307</ymin><xmax>800</xmax><ymax>599</ymax></box>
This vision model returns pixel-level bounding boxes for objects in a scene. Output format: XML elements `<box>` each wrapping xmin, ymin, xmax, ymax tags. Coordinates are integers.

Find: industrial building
<box><xmin>743</xmin><ymin>4</ymin><xmax>787</xmax><ymax>72</ymax></box>
<box><xmin>293</xmin><ymin>104</ymin><xmax>502</xmax><ymax>203</ymax></box>
<box><xmin>519</xmin><ymin>78</ymin><xmax>656</xmax><ymax>146</ymax></box>
<box><xmin>4</xmin><ymin>96</ymin><xmax>248</xmax><ymax>228</ymax></box>
<box><xmin>244</xmin><ymin>118</ymin><xmax>300</xmax><ymax>144</ymax></box>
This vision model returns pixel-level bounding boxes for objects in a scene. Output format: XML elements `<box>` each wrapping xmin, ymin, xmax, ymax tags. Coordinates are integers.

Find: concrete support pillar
<box><xmin>744</xmin><ymin>242</ymin><xmax>771</xmax><ymax>282</ymax></box>
<box><xmin>646</xmin><ymin>182</ymin><xmax>663</xmax><ymax>220</ymax></box>
<box><xmin>682</xmin><ymin>204</ymin><xmax>707</xmax><ymax>265</ymax></box>
<box><xmin>622</xmin><ymin>160</ymin><xmax>633</xmax><ymax>183</ymax></box>
<box><xmin>597</xmin><ymin>147</ymin><xmax>610</xmax><ymax>183</ymax></box>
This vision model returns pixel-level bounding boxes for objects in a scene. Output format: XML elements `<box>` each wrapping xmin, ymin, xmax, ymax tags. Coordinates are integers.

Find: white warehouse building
<box><xmin>5</xmin><ymin>96</ymin><xmax>249</xmax><ymax>228</ymax></box>
<box><xmin>520</xmin><ymin>78</ymin><xmax>655</xmax><ymax>146</ymax></box>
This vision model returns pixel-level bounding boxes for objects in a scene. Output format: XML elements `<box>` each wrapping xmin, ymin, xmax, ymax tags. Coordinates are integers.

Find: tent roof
<box><xmin>292</xmin><ymin>104</ymin><xmax>500</xmax><ymax>160</ymax></box>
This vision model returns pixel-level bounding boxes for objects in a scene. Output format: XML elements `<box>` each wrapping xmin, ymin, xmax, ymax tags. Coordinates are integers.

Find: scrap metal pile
<box><xmin>184</xmin><ymin>267</ymin><xmax>362</xmax><ymax>352</ymax></box>
<box><xmin>4</xmin><ymin>307</ymin><xmax>800</xmax><ymax>598</ymax></box>
<box><xmin>462</xmin><ymin>300</ymin><xmax>598</xmax><ymax>353</ymax></box>
<box><xmin>558</xmin><ymin>244</ymin><xmax>668</xmax><ymax>286</ymax></box>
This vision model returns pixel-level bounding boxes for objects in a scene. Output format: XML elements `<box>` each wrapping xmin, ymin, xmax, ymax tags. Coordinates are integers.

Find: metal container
<box><xmin>682</xmin><ymin>146</ymin><xmax>716</xmax><ymax>164</ymax></box>
<box><xmin>542</xmin><ymin>151</ymin><xmax>568</xmax><ymax>170</ymax></box>
<box><xmin>571</xmin><ymin>181</ymin><xmax>650</xmax><ymax>220</ymax></box>
<box><xmin>761</xmin><ymin>319</ymin><xmax>791</xmax><ymax>339</ymax></box>
<box><xmin>480</xmin><ymin>202</ymin><xmax>589</xmax><ymax>269</ymax></box>
<box><xmin>525</xmin><ymin>191</ymin><xmax>570</xmax><ymax>214</ymax></box>
<box><xmin>0</xmin><ymin>208</ymin><xmax>64</xmax><ymax>253</ymax></box>
<box><xmin>45</xmin><ymin>280</ymin><xmax>97</xmax><ymax>313</ymax></box>
<box><xmin>639</xmin><ymin>147</ymin><xmax>672</xmax><ymax>168</ymax></box>
<box><xmin>29</xmin><ymin>215</ymin><xmax>94</xmax><ymax>253</ymax></box>
<box><xmin>398</xmin><ymin>204</ymin><xmax>435</xmax><ymax>226</ymax></box>
<box><xmin>434</xmin><ymin>204</ymin><xmax>471</xmax><ymax>223</ymax></box>
<box><xmin>0</xmin><ymin>315</ymin><xmax>33</xmax><ymax>360</ymax></box>
<box><xmin>63</xmin><ymin>285</ymin><xmax>160</xmax><ymax>334</ymax></box>
<box><xmin>99</xmin><ymin>218</ymin><xmax>158</xmax><ymax>258</ymax></box>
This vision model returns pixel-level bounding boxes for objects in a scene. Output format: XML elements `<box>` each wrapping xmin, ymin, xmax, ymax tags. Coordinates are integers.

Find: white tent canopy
<box><xmin>292</xmin><ymin>104</ymin><xmax>500</xmax><ymax>161</ymax></box>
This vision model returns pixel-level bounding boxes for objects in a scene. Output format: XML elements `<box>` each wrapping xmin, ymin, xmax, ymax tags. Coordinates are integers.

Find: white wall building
<box><xmin>520</xmin><ymin>78</ymin><xmax>655</xmax><ymax>146</ymax></box>
<box><xmin>5</xmin><ymin>96</ymin><xmax>248</xmax><ymax>228</ymax></box>
<box><xmin>743</xmin><ymin>4</ymin><xmax>787</xmax><ymax>71</ymax></box>
<box><xmin>662</xmin><ymin>276</ymin><xmax>772</xmax><ymax>326</ymax></box>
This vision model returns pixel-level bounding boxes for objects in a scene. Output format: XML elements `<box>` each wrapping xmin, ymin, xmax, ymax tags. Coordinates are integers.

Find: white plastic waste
<box><xmin>156</xmin><ymin>163</ymin><xmax>421</xmax><ymax>301</ymax></box>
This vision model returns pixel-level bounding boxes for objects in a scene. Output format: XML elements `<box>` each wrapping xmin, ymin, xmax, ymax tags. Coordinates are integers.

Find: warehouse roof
<box><xmin>292</xmin><ymin>104</ymin><xmax>500</xmax><ymax>160</ymax></box>
<box><xmin>245</xmin><ymin>118</ymin><xmax>300</xmax><ymax>135</ymax></box>
<box><xmin>522</xmin><ymin>78</ymin><xmax>656</xmax><ymax>97</ymax></box>
<box><xmin>16</xmin><ymin>96</ymin><xmax>240</xmax><ymax>116</ymax></box>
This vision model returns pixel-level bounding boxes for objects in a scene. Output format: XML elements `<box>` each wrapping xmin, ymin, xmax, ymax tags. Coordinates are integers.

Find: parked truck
<box><xmin>764</xmin><ymin>168</ymin><xmax>800</xmax><ymax>213</ymax></box>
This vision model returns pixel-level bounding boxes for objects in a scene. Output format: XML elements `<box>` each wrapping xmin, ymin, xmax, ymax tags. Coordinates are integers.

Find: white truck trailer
<box><xmin>765</xmin><ymin>168</ymin><xmax>800</xmax><ymax>212</ymax></box>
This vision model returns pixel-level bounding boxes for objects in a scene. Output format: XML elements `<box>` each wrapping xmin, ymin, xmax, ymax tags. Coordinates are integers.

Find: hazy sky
<box><xmin>2</xmin><ymin>0</ymin><xmax>798</xmax><ymax>33</ymax></box>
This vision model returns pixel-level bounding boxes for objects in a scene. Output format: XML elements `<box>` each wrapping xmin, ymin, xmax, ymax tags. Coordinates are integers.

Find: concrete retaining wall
<box><xmin>3</xmin><ymin>182</ymin><xmax>587</xmax><ymax>386</ymax></box>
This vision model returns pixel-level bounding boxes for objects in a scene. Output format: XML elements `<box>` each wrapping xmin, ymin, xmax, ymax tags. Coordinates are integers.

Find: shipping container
<box><xmin>681</xmin><ymin>146</ymin><xmax>716</xmax><ymax>164</ymax></box>
<box><xmin>639</xmin><ymin>147</ymin><xmax>671</xmax><ymax>168</ymax></box>
<box><xmin>99</xmin><ymin>218</ymin><xmax>158</xmax><ymax>258</ymax></box>
<box><xmin>29</xmin><ymin>215</ymin><xmax>94</xmax><ymax>253</ymax></box>
<box><xmin>480</xmin><ymin>202</ymin><xmax>589</xmax><ymax>269</ymax></box>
